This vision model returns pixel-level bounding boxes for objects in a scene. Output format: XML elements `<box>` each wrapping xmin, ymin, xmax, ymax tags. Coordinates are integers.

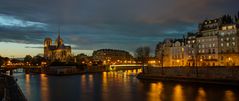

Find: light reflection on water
<box><xmin>172</xmin><ymin>84</ymin><xmax>184</xmax><ymax>101</ymax></box>
<box><xmin>196</xmin><ymin>87</ymin><xmax>206</xmax><ymax>101</ymax></box>
<box><xmin>14</xmin><ymin>69</ymin><xmax>239</xmax><ymax>101</ymax></box>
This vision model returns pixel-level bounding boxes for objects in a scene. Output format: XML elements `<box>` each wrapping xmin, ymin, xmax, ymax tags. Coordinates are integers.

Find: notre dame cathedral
<box><xmin>44</xmin><ymin>33</ymin><xmax>72</xmax><ymax>62</ymax></box>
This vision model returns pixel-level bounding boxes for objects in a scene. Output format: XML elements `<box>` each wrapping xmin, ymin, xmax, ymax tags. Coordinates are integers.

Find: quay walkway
<box><xmin>0</xmin><ymin>74</ymin><xmax>27</xmax><ymax>101</ymax></box>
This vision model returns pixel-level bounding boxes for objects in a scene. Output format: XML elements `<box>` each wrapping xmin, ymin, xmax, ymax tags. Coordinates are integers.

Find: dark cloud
<box><xmin>0</xmin><ymin>0</ymin><xmax>238</xmax><ymax>53</ymax></box>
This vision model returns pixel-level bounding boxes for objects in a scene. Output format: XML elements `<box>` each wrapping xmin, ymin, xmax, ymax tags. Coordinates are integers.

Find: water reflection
<box><xmin>25</xmin><ymin>74</ymin><xmax>31</xmax><ymax>97</ymax></box>
<box><xmin>172</xmin><ymin>84</ymin><xmax>184</xmax><ymax>101</ymax></box>
<box><xmin>148</xmin><ymin>82</ymin><xmax>163</xmax><ymax>101</ymax></box>
<box><xmin>14</xmin><ymin>70</ymin><xmax>239</xmax><ymax>101</ymax></box>
<box><xmin>40</xmin><ymin>74</ymin><xmax>49</xmax><ymax>101</ymax></box>
<box><xmin>224</xmin><ymin>90</ymin><xmax>236</xmax><ymax>101</ymax></box>
<box><xmin>196</xmin><ymin>87</ymin><xmax>206</xmax><ymax>101</ymax></box>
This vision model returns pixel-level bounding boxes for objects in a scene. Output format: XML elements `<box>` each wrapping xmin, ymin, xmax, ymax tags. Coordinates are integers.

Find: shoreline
<box><xmin>137</xmin><ymin>73</ymin><xmax>239</xmax><ymax>86</ymax></box>
<box><xmin>0</xmin><ymin>74</ymin><xmax>27</xmax><ymax>101</ymax></box>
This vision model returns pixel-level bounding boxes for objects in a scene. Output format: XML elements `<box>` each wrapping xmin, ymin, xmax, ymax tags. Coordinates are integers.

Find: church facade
<box><xmin>44</xmin><ymin>34</ymin><xmax>72</xmax><ymax>62</ymax></box>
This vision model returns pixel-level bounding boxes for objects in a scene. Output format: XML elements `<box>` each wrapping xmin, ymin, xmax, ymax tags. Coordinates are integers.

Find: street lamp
<box><xmin>200</xmin><ymin>58</ymin><xmax>203</xmax><ymax>67</ymax></box>
<box><xmin>176</xmin><ymin>59</ymin><xmax>180</xmax><ymax>67</ymax></box>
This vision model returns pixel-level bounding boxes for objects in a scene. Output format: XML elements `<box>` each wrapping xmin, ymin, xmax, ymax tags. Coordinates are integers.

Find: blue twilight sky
<box><xmin>0</xmin><ymin>0</ymin><xmax>239</xmax><ymax>57</ymax></box>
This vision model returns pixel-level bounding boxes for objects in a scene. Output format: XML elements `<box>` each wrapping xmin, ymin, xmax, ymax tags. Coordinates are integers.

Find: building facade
<box><xmin>44</xmin><ymin>34</ymin><xmax>72</xmax><ymax>62</ymax></box>
<box><xmin>155</xmin><ymin>14</ymin><xmax>239</xmax><ymax>67</ymax></box>
<box><xmin>92</xmin><ymin>49</ymin><xmax>133</xmax><ymax>64</ymax></box>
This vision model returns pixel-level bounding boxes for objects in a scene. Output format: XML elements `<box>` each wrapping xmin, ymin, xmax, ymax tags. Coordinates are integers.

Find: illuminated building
<box><xmin>155</xmin><ymin>39</ymin><xmax>173</xmax><ymax>67</ymax></box>
<box><xmin>171</xmin><ymin>39</ymin><xmax>188</xmax><ymax>66</ymax></box>
<box><xmin>155</xmin><ymin>14</ymin><xmax>239</xmax><ymax>67</ymax></box>
<box><xmin>218</xmin><ymin>24</ymin><xmax>239</xmax><ymax>66</ymax></box>
<box><xmin>92</xmin><ymin>49</ymin><xmax>133</xmax><ymax>64</ymax></box>
<box><xmin>185</xmin><ymin>33</ymin><xmax>197</xmax><ymax>66</ymax></box>
<box><xmin>44</xmin><ymin>33</ymin><xmax>72</xmax><ymax>62</ymax></box>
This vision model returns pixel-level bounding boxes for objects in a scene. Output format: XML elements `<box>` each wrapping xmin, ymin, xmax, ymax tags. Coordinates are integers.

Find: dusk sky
<box><xmin>0</xmin><ymin>0</ymin><xmax>239</xmax><ymax>57</ymax></box>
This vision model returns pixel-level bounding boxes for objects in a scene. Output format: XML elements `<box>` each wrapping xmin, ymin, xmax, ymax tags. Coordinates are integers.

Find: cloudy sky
<box><xmin>0</xmin><ymin>0</ymin><xmax>238</xmax><ymax>57</ymax></box>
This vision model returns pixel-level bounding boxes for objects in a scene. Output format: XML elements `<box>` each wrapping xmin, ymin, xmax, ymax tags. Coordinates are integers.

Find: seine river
<box><xmin>13</xmin><ymin>69</ymin><xmax>238</xmax><ymax>101</ymax></box>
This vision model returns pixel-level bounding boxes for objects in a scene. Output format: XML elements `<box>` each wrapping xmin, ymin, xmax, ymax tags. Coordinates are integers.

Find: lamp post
<box><xmin>193</xmin><ymin>42</ymin><xmax>200</xmax><ymax>77</ymax></box>
<box><xmin>176</xmin><ymin>59</ymin><xmax>180</xmax><ymax>67</ymax></box>
<box><xmin>161</xmin><ymin>50</ymin><xmax>164</xmax><ymax>75</ymax></box>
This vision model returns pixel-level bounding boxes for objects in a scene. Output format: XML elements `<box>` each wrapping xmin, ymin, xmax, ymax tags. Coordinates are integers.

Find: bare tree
<box><xmin>135</xmin><ymin>46</ymin><xmax>150</xmax><ymax>73</ymax></box>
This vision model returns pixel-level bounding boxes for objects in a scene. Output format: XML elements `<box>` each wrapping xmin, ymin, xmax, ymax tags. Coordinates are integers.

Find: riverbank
<box><xmin>0</xmin><ymin>74</ymin><xmax>27</xmax><ymax>101</ymax></box>
<box><xmin>137</xmin><ymin>73</ymin><xmax>239</xmax><ymax>85</ymax></box>
<box><xmin>137</xmin><ymin>67</ymin><xmax>239</xmax><ymax>85</ymax></box>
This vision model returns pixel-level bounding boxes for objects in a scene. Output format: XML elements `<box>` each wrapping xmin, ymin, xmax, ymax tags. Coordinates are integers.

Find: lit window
<box><xmin>232</xmin><ymin>37</ymin><xmax>235</xmax><ymax>40</ymax></box>
<box><xmin>221</xmin><ymin>43</ymin><xmax>223</xmax><ymax>47</ymax></box>
<box><xmin>202</xmin><ymin>50</ymin><xmax>205</xmax><ymax>53</ymax></box>
<box><xmin>221</xmin><ymin>38</ymin><xmax>223</xmax><ymax>41</ymax></box>
<box><xmin>232</xmin><ymin>42</ymin><xmax>236</xmax><ymax>46</ymax></box>
<box><xmin>202</xmin><ymin>44</ymin><xmax>204</xmax><ymax>48</ymax></box>
<box><xmin>222</xmin><ymin>26</ymin><xmax>227</xmax><ymax>30</ymax></box>
<box><xmin>212</xmin><ymin>43</ymin><xmax>215</xmax><ymax>47</ymax></box>
<box><xmin>227</xmin><ymin>43</ymin><xmax>229</xmax><ymax>47</ymax></box>
<box><xmin>228</xmin><ymin>26</ymin><xmax>233</xmax><ymax>30</ymax></box>
<box><xmin>209</xmin><ymin>44</ymin><xmax>211</xmax><ymax>47</ymax></box>
<box><xmin>226</xmin><ymin>38</ymin><xmax>229</xmax><ymax>41</ymax></box>
<box><xmin>220</xmin><ymin>32</ymin><xmax>224</xmax><ymax>36</ymax></box>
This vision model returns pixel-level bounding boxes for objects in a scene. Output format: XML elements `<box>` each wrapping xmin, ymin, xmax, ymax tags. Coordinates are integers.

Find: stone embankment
<box><xmin>137</xmin><ymin>66</ymin><xmax>239</xmax><ymax>85</ymax></box>
<box><xmin>0</xmin><ymin>74</ymin><xmax>27</xmax><ymax>101</ymax></box>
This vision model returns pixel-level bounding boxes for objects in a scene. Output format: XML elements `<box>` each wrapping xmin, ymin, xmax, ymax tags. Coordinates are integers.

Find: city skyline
<box><xmin>0</xmin><ymin>0</ymin><xmax>239</xmax><ymax>57</ymax></box>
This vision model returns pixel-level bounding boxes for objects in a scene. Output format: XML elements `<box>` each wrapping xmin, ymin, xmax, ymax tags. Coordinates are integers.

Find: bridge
<box><xmin>108</xmin><ymin>64</ymin><xmax>146</xmax><ymax>71</ymax></box>
<box><xmin>0</xmin><ymin>65</ymin><xmax>44</xmax><ymax>75</ymax></box>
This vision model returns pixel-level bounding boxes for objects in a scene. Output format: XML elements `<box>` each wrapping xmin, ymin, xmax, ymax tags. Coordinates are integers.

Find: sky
<box><xmin>0</xmin><ymin>0</ymin><xmax>239</xmax><ymax>57</ymax></box>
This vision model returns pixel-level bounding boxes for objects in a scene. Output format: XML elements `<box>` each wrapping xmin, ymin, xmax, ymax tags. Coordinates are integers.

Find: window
<box><xmin>209</xmin><ymin>44</ymin><xmax>211</xmax><ymax>47</ymax></box>
<box><xmin>232</xmin><ymin>42</ymin><xmax>236</xmax><ymax>46</ymax></box>
<box><xmin>228</xmin><ymin>26</ymin><xmax>233</xmax><ymax>30</ymax></box>
<box><xmin>222</xmin><ymin>26</ymin><xmax>227</xmax><ymax>30</ymax></box>
<box><xmin>202</xmin><ymin>44</ymin><xmax>205</xmax><ymax>48</ymax></box>
<box><xmin>212</xmin><ymin>43</ymin><xmax>215</xmax><ymax>47</ymax></box>
<box><xmin>227</xmin><ymin>38</ymin><xmax>229</xmax><ymax>41</ymax></box>
<box><xmin>213</xmin><ymin>49</ymin><xmax>215</xmax><ymax>53</ymax></box>
<box><xmin>221</xmin><ymin>43</ymin><xmax>223</xmax><ymax>47</ymax></box>
<box><xmin>227</xmin><ymin>43</ymin><xmax>229</xmax><ymax>47</ymax></box>
<box><xmin>221</xmin><ymin>38</ymin><xmax>223</xmax><ymax>41</ymax></box>
<box><xmin>232</xmin><ymin>37</ymin><xmax>235</xmax><ymax>40</ymax></box>
<box><xmin>221</xmin><ymin>32</ymin><xmax>224</xmax><ymax>36</ymax></box>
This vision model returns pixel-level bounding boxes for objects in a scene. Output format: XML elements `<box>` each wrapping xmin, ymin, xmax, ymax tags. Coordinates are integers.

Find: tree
<box><xmin>24</xmin><ymin>55</ymin><xmax>33</xmax><ymax>63</ymax></box>
<box><xmin>31</xmin><ymin>55</ymin><xmax>46</xmax><ymax>66</ymax></box>
<box><xmin>135</xmin><ymin>46</ymin><xmax>150</xmax><ymax>73</ymax></box>
<box><xmin>0</xmin><ymin>56</ymin><xmax>4</xmax><ymax>67</ymax></box>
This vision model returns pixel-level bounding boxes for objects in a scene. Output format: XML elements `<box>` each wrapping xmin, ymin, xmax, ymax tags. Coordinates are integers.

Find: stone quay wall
<box><xmin>143</xmin><ymin>66</ymin><xmax>239</xmax><ymax>80</ymax></box>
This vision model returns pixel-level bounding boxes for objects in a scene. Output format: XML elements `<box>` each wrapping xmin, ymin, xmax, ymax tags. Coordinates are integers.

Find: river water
<box><xmin>13</xmin><ymin>69</ymin><xmax>239</xmax><ymax>101</ymax></box>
